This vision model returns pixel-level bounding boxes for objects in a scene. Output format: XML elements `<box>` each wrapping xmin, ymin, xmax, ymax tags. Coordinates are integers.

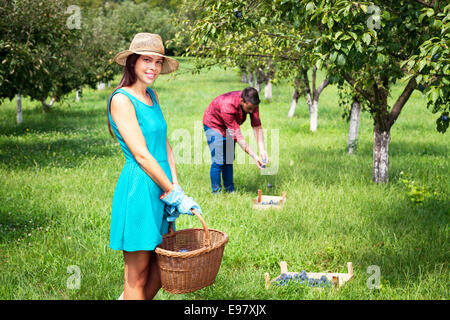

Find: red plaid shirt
<box><xmin>202</xmin><ymin>91</ymin><xmax>261</xmax><ymax>142</ymax></box>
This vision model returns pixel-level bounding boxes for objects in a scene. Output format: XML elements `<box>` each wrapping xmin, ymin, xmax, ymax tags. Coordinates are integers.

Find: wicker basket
<box><xmin>155</xmin><ymin>210</ymin><xmax>228</xmax><ymax>294</ymax></box>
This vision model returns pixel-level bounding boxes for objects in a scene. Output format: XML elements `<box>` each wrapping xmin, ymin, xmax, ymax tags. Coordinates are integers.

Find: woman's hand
<box><xmin>161</xmin><ymin>185</ymin><xmax>202</xmax><ymax>221</ymax></box>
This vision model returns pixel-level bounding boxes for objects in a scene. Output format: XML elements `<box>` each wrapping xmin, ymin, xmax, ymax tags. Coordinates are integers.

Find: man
<box><xmin>203</xmin><ymin>87</ymin><xmax>269</xmax><ymax>193</ymax></box>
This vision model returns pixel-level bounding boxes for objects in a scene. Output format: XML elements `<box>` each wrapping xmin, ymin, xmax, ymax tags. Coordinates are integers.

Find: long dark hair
<box><xmin>107</xmin><ymin>53</ymin><xmax>140</xmax><ymax>138</ymax></box>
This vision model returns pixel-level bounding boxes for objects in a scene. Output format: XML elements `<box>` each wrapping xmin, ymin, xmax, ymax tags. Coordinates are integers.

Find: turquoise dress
<box><xmin>108</xmin><ymin>87</ymin><xmax>173</xmax><ymax>252</ymax></box>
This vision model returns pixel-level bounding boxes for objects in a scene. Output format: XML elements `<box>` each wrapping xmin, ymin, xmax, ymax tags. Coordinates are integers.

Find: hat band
<box><xmin>130</xmin><ymin>49</ymin><xmax>165</xmax><ymax>55</ymax></box>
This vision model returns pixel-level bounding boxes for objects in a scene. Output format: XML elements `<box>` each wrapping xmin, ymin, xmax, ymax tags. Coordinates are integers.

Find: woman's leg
<box><xmin>123</xmin><ymin>250</ymin><xmax>151</xmax><ymax>300</ymax></box>
<box><xmin>144</xmin><ymin>251</ymin><xmax>162</xmax><ymax>299</ymax></box>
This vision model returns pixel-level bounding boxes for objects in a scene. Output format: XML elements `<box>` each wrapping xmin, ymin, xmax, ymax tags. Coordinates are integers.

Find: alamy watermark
<box><xmin>367</xmin><ymin>5</ymin><xmax>381</xmax><ymax>30</ymax></box>
<box><xmin>366</xmin><ymin>265</ymin><xmax>381</xmax><ymax>289</ymax></box>
<box><xmin>67</xmin><ymin>265</ymin><xmax>81</xmax><ymax>290</ymax></box>
<box><xmin>170</xmin><ymin>121</ymin><xmax>279</xmax><ymax>175</ymax></box>
<box><xmin>66</xmin><ymin>5</ymin><xmax>81</xmax><ymax>30</ymax></box>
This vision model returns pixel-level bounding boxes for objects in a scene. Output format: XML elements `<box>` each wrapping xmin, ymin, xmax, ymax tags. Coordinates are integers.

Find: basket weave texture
<box><xmin>155</xmin><ymin>211</ymin><xmax>228</xmax><ymax>294</ymax></box>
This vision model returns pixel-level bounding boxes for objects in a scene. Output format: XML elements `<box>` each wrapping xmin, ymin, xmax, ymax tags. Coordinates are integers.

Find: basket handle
<box><xmin>167</xmin><ymin>209</ymin><xmax>212</xmax><ymax>248</ymax></box>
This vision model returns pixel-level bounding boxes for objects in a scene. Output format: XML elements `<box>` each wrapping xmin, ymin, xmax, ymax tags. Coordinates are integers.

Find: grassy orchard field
<box><xmin>0</xmin><ymin>58</ymin><xmax>448</xmax><ymax>300</ymax></box>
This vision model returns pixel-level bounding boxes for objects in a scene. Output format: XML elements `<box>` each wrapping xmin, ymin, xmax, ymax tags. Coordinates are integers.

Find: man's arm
<box><xmin>252</xmin><ymin>125</ymin><xmax>268</xmax><ymax>162</ymax></box>
<box><xmin>221</xmin><ymin>110</ymin><xmax>264</xmax><ymax>169</ymax></box>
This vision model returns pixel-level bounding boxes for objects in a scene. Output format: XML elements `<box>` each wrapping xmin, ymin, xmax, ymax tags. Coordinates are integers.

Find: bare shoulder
<box><xmin>110</xmin><ymin>92</ymin><xmax>134</xmax><ymax>114</ymax></box>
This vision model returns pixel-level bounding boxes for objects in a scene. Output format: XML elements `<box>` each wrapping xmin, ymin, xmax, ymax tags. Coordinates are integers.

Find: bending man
<box><xmin>203</xmin><ymin>87</ymin><xmax>268</xmax><ymax>193</ymax></box>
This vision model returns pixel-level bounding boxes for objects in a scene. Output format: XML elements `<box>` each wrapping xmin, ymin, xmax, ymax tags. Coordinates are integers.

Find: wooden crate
<box><xmin>253</xmin><ymin>190</ymin><xmax>287</xmax><ymax>210</ymax></box>
<box><xmin>265</xmin><ymin>261</ymin><xmax>353</xmax><ymax>289</ymax></box>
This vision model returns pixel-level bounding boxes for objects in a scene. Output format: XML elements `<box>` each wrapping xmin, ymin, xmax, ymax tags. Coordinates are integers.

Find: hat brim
<box><xmin>114</xmin><ymin>50</ymin><xmax>179</xmax><ymax>74</ymax></box>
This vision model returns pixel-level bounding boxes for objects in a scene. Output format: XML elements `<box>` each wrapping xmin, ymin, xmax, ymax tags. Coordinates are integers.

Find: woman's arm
<box><xmin>166</xmin><ymin>139</ymin><xmax>179</xmax><ymax>185</ymax></box>
<box><xmin>110</xmin><ymin>93</ymin><xmax>173</xmax><ymax>193</ymax></box>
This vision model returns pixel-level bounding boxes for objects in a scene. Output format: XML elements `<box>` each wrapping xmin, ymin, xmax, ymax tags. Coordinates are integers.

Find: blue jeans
<box><xmin>204</xmin><ymin>125</ymin><xmax>235</xmax><ymax>193</ymax></box>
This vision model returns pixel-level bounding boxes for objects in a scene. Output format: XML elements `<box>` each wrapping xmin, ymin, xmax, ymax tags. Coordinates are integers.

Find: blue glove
<box><xmin>177</xmin><ymin>196</ymin><xmax>202</xmax><ymax>215</ymax></box>
<box><xmin>160</xmin><ymin>185</ymin><xmax>184</xmax><ymax>207</ymax></box>
<box><xmin>161</xmin><ymin>185</ymin><xmax>202</xmax><ymax>222</ymax></box>
<box><xmin>163</xmin><ymin>198</ymin><xmax>202</xmax><ymax>222</ymax></box>
<box><xmin>164</xmin><ymin>204</ymin><xmax>179</xmax><ymax>222</ymax></box>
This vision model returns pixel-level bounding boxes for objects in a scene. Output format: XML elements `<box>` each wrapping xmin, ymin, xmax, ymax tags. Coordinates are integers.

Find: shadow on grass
<box><xmin>0</xmin><ymin>98</ymin><xmax>122</xmax><ymax>169</ymax></box>
<box><xmin>233</xmin><ymin>145</ymin><xmax>373</xmax><ymax>193</ymax></box>
<box><xmin>0</xmin><ymin>137</ymin><xmax>118</xmax><ymax>169</ymax></box>
<box><xmin>389</xmin><ymin>140</ymin><xmax>449</xmax><ymax>157</ymax></box>
<box><xmin>0</xmin><ymin>202</ymin><xmax>55</xmax><ymax>246</ymax></box>
<box><xmin>0</xmin><ymin>104</ymin><xmax>109</xmax><ymax>137</ymax></box>
<box><xmin>349</xmin><ymin>196</ymin><xmax>449</xmax><ymax>291</ymax></box>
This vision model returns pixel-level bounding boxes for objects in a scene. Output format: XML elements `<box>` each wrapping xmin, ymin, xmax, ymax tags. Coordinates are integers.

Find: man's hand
<box><xmin>260</xmin><ymin>150</ymin><xmax>269</xmax><ymax>164</ymax></box>
<box><xmin>237</xmin><ymin>138</ymin><xmax>266</xmax><ymax>169</ymax></box>
<box><xmin>253</xmin><ymin>155</ymin><xmax>265</xmax><ymax>169</ymax></box>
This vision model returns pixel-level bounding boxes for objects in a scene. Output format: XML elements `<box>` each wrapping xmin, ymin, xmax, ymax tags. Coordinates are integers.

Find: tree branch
<box><xmin>42</xmin><ymin>95</ymin><xmax>56</xmax><ymax>112</ymax></box>
<box><xmin>389</xmin><ymin>76</ymin><xmax>417</xmax><ymax>127</ymax></box>
<box><xmin>312</xmin><ymin>65</ymin><xmax>317</xmax><ymax>94</ymax></box>
<box><xmin>343</xmin><ymin>73</ymin><xmax>377</xmax><ymax>105</ymax></box>
<box><xmin>316</xmin><ymin>78</ymin><xmax>330</xmax><ymax>96</ymax></box>
<box><xmin>414</xmin><ymin>0</ymin><xmax>436</xmax><ymax>8</ymax></box>
<box><xmin>302</xmin><ymin>69</ymin><xmax>312</xmax><ymax>106</ymax></box>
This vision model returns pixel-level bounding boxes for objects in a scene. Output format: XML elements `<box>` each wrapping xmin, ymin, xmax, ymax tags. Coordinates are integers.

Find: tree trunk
<box><xmin>302</xmin><ymin>67</ymin><xmax>329</xmax><ymax>132</ymax></box>
<box><xmin>264</xmin><ymin>80</ymin><xmax>272</xmax><ymax>102</ymax></box>
<box><xmin>248</xmin><ymin>71</ymin><xmax>254</xmax><ymax>87</ymax></box>
<box><xmin>16</xmin><ymin>94</ymin><xmax>23</xmax><ymax>125</ymax></box>
<box><xmin>343</xmin><ymin>74</ymin><xmax>416</xmax><ymax>183</ymax></box>
<box><xmin>373</xmin><ymin>126</ymin><xmax>390</xmax><ymax>183</ymax></box>
<box><xmin>309</xmin><ymin>98</ymin><xmax>318</xmax><ymax>132</ymax></box>
<box><xmin>257</xmin><ymin>60</ymin><xmax>273</xmax><ymax>102</ymax></box>
<box><xmin>288</xmin><ymin>87</ymin><xmax>300</xmax><ymax>118</ymax></box>
<box><xmin>97</xmin><ymin>81</ymin><xmax>105</xmax><ymax>90</ymax></box>
<box><xmin>372</xmin><ymin>76</ymin><xmax>415</xmax><ymax>183</ymax></box>
<box><xmin>254</xmin><ymin>66</ymin><xmax>266</xmax><ymax>93</ymax></box>
<box><xmin>240</xmin><ymin>66</ymin><xmax>248</xmax><ymax>83</ymax></box>
<box><xmin>254</xmin><ymin>78</ymin><xmax>261</xmax><ymax>92</ymax></box>
<box><xmin>241</xmin><ymin>71</ymin><xmax>248</xmax><ymax>83</ymax></box>
<box><xmin>347</xmin><ymin>99</ymin><xmax>361</xmax><ymax>154</ymax></box>
<box><xmin>76</xmin><ymin>89</ymin><xmax>81</xmax><ymax>102</ymax></box>
<box><xmin>42</xmin><ymin>95</ymin><xmax>56</xmax><ymax>112</ymax></box>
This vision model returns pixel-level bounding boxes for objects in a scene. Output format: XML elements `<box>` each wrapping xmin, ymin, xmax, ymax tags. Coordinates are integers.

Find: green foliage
<box><xmin>180</xmin><ymin>0</ymin><xmax>449</xmax><ymax>184</ymax></box>
<box><xmin>338</xmin><ymin>83</ymin><xmax>369</xmax><ymax>122</ymax></box>
<box><xmin>101</xmin><ymin>0</ymin><xmax>185</xmax><ymax>55</ymax></box>
<box><xmin>75</xmin><ymin>0</ymin><xmax>107</xmax><ymax>8</ymax></box>
<box><xmin>398</xmin><ymin>171</ymin><xmax>439</xmax><ymax>204</ymax></box>
<box><xmin>75</xmin><ymin>0</ymin><xmax>184</xmax><ymax>10</ymax></box>
<box><xmin>182</xmin><ymin>0</ymin><xmax>449</xmax><ymax>133</ymax></box>
<box><xmin>0</xmin><ymin>0</ymin><xmax>76</xmax><ymax>101</ymax></box>
<box><xmin>400</xmin><ymin>3</ymin><xmax>450</xmax><ymax>133</ymax></box>
<box><xmin>0</xmin><ymin>0</ymin><xmax>117</xmax><ymax>107</ymax></box>
<box><xmin>302</xmin><ymin>1</ymin><xmax>449</xmax><ymax>132</ymax></box>
<box><xmin>0</xmin><ymin>0</ymin><xmax>184</xmax><ymax>115</ymax></box>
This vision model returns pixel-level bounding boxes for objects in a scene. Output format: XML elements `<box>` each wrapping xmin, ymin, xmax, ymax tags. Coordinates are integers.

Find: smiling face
<box><xmin>134</xmin><ymin>54</ymin><xmax>163</xmax><ymax>85</ymax></box>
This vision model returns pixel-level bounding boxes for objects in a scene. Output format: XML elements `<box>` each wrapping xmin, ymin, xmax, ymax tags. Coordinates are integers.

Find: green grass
<box><xmin>0</xmin><ymin>57</ymin><xmax>448</xmax><ymax>300</ymax></box>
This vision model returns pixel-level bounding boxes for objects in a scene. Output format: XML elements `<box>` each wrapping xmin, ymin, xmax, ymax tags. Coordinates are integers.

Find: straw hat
<box><xmin>114</xmin><ymin>33</ymin><xmax>179</xmax><ymax>74</ymax></box>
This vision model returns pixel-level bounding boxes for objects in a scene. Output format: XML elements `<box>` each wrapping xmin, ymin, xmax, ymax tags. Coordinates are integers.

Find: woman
<box><xmin>107</xmin><ymin>33</ymin><xmax>201</xmax><ymax>300</ymax></box>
